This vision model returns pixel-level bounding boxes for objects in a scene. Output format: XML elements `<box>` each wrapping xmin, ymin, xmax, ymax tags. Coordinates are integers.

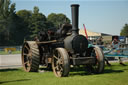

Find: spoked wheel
<box><xmin>52</xmin><ymin>48</ymin><xmax>70</xmax><ymax>77</ymax></box>
<box><xmin>22</xmin><ymin>41</ymin><xmax>40</xmax><ymax>72</ymax></box>
<box><xmin>86</xmin><ymin>46</ymin><xmax>105</xmax><ymax>73</ymax></box>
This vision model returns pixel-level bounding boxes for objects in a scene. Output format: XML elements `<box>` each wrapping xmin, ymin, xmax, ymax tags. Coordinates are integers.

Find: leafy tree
<box><xmin>29</xmin><ymin>6</ymin><xmax>47</xmax><ymax>38</ymax></box>
<box><xmin>16</xmin><ymin>10</ymin><xmax>32</xmax><ymax>21</ymax></box>
<box><xmin>0</xmin><ymin>0</ymin><xmax>17</xmax><ymax>45</ymax></box>
<box><xmin>16</xmin><ymin>10</ymin><xmax>32</xmax><ymax>41</ymax></box>
<box><xmin>47</xmin><ymin>13</ymin><xmax>70</xmax><ymax>28</ymax></box>
<box><xmin>0</xmin><ymin>1</ymin><xmax>71</xmax><ymax>45</ymax></box>
<box><xmin>120</xmin><ymin>24</ymin><xmax>128</xmax><ymax>37</ymax></box>
<box><xmin>33</xmin><ymin>6</ymin><xmax>39</xmax><ymax>14</ymax></box>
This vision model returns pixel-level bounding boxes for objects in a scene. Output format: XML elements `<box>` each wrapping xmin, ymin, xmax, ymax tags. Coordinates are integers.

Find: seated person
<box><xmin>111</xmin><ymin>37</ymin><xmax>126</xmax><ymax>66</ymax></box>
<box><xmin>112</xmin><ymin>38</ymin><xmax>120</xmax><ymax>49</ymax></box>
<box><xmin>96</xmin><ymin>36</ymin><xmax>103</xmax><ymax>45</ymax></box>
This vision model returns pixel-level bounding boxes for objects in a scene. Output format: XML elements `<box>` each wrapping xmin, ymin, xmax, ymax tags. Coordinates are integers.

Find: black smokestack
<box><xmin>71</xmin><ymin>4</ymin><xmax>79</xmax><ymax>35</ymax></box>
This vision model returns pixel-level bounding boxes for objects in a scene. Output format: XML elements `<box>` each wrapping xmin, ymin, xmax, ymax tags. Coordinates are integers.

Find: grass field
<box><xmin>0</xmin><ymin>51</ymin><xmax>21</xmax><ymax>55</ymax></box>
<box><xmin>0</xmin><ymin>63</ymin><xmax>128</xmax><ymax>85</ymax></box>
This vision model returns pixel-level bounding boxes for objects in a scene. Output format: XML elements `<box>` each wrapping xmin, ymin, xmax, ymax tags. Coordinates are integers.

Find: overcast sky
<box><xmin>12</xmin><ymin>0</ymin><xmax>128</xmax><ymax>35</ymax></box>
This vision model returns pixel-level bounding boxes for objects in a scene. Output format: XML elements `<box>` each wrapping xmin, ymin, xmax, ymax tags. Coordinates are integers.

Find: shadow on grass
<box><xmin>0</xmin><ymin>68</ymin><xmax>20</xmax><ymax>72</ymax></box>
<box><xmin>69</xmin><ymin>67</ymin><xmax>91</xmax><ymax>76</ymax></box>
<box><xmin>103</xmin><ymin>69</ymin><xmax>123</xmax><ymax>74</ymax></box>
<box><xmin>69</xmin><ymin>66</ymin><xmax>124</xmax><ymax>77</ymax></box>
<box><xmin>0</xmin><ymin>79</ymin><xmax>31</xmax><ymax>84</ymax></box>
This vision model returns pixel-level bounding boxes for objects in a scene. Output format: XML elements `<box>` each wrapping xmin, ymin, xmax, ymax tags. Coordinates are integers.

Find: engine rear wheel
<box><xmin>52</xmin><ymin>48</ymin><xmax>70</xmax><ymax>77</ymax></box>
<box><xmin>86</xmin><ymin>46</ymin><xmax>105</xmax><ymax>73</ymax></box>
<box><xmin>22</xmin><ymin>41</ymin><xmax>40</xmax><ymax>72</ymax></box>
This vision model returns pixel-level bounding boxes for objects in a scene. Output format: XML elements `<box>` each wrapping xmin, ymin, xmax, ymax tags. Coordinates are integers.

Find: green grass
<box><xmin>0</xmin><ymin>51</ymin><xmax>21</xmax><ymax>55</ymax></box>
<box><xmin>0</xmin><ymin>63</ymin><xmax>128</xmax><ymax>85</ymax></box>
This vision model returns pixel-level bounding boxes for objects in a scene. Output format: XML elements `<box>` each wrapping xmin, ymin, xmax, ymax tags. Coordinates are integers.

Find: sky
<box><xmin>11</xmin><ymin>0</ymin><xmax>128</xmax><ymax>35</ymax></box>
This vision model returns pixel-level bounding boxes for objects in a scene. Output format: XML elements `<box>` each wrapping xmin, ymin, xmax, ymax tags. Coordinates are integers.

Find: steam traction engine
<box><xmin>21</xmin><ymin>4</ymin><xmax>105</xmax><ymax>77</ymax></box>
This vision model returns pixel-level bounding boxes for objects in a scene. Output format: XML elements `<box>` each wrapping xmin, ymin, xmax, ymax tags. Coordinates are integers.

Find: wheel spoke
<box><xmin>58</xmin><ymin>66</ymin><xmax>63</xmax><ymax>75</ymax></box>
<box><xmin>53</xmin><ymin>55</ymin><xmax>58</xmax><ymax>60</ymax></box>
<box><xmin>25</xmin><ymin>45</ymin><xmax>29</xmax><ymax>50</ymax></box>
<box><xmin>59</xmin><ymin>66</ymin><xmax>63</xmax><ymax>72</ymax></box>
<box><xmin>24</xmin><ymin>61</ymin><xmax>29</xmax><ymax>64</ymax></box>
<box><xmin>27</xmin><ymin>63</ymin><xmax>31</xmax><ymax>66</ymax></box>
<box><xmin>23</xmin><ymin>53</ymin><xmax>28</xmax><ymax>56</ymax></box>
<box><xmin>54</xmin><ymin>65</ymin><xmax>59</xmax><ymax>70</ymax></box>
<box><xmin>24</xmin><ymin>61</ymin><xmax>28</xmax><ymax>65</ymax></box>
<box><xmin>58</xmin><ymin>53</ymin><xmax>61</xmax><ymax>59</ymax></box>
<box><xmin>24</xmin><ymin>61</ymin><xmax>30</xmax><ymax>66</ymax></box>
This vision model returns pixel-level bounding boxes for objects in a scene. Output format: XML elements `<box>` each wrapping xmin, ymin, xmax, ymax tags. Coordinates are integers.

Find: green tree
<box><xmin>47</xmin><ymin>13</ymin><xmax>70</xmax><ymax>28</ymax></box>
<box><xmin>29</xmin><ymin>6</ymin><xmax>47</xmax><ymax>38</ymax></box>
<box><xmin>16</xmin><ymin>10</ymin><xmax>32</xmax><ymax>41</ymax></box>
<box><xmin>0</xmin><ymin>0</ymin><xmax>17</xmax><ymax>45</ymax></box>
<box><xmin>0</xmin><ymin>1</ymin><xmax>71</xmax><ymax>45</ymax></box>
<box><xmin>120</xmin><ymin>24</ymin><xmax>128</xmax><ymax>37</ymax></box>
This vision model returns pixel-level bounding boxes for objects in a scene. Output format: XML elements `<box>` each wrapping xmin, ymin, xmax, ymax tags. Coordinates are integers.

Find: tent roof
<box><xmin>79</xmin><ymin>29</ymin><xmax>101</xmax><ymax>36</ymax></box>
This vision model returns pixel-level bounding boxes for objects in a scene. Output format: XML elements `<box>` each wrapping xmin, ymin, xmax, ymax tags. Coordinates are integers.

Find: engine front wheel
<box><xmin>86</xmin><ymin>46</ymin><xmax>105</xmax><ymax>74</ymax></box>
<box><xmin>52</xmin><ymin>48</ymin><xmax>70</xmax><ymax>77</ymax></box>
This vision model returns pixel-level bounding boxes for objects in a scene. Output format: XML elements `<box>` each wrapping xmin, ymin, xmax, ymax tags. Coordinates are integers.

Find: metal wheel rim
<box><xmin>52</xmin><ymin>48</ymin><xmax>70</xmax><ymax>77</ymax></box>
<box><xmin>89</xmin><ymin>47</ymin><xmax>104</xmax><ymax>73</ymax></box>
<box><xmin>22</xmin><ymin>43</ymin><xmax>32</xmax><ymax>72</ymax></box>
<box><xmin>87</xmin><ymin>48</ymin><xmax>100</xmax><ymax>73</ymax></box>
<box><xmin>52</xmin><ymin>49</ymin><xmax>64</xmax><ymax>77</ymax></box>
<box><xmin>92</xmin><ymin>48</ymin><xmax>100</xmax><ymax>71</ymax></box>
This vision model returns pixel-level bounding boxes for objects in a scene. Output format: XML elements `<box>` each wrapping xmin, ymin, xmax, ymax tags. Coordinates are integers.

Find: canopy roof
<box><xmin>79</xmin><ymin>29</ymin><xmax>101</xmax><ymax>36</ymax></box>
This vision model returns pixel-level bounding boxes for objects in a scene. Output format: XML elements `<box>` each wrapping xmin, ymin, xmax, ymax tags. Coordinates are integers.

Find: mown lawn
<box><xmin>0</xmin><ymin>62</ymin><xmax>128</xmax><ymax>85</ymax></box>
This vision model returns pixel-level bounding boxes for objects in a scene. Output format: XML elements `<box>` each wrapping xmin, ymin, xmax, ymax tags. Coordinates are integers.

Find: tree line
<box><xmin>120</xmin><ymin>24</ymin><xmax>128</xmax><ymax>37</ymax></box>
<box><xmin>0</xmin><ymin>0</ymin><xmax>127</xmax><ymax>46</ymax></box>
<box><xmin>0</xmin><ymin>0</ymin><xmax>70</xmax><ymax>46</ymax></box>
